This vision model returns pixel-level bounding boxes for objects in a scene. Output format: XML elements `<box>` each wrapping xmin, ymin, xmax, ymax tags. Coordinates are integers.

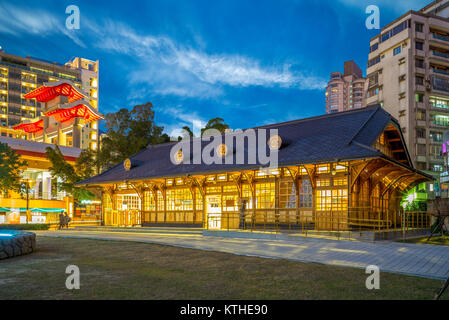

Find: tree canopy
<box><xmin>0</xmin><ymin>141</ymin><xmax>27</xmax><ymax>196</ymax></box>
<box><xmin>99</xmin><ymin>102</ymin><xmax>170</xmax><ymax>170</ymax></box>
<box><xmin>179</xmin><ymin>118</ymin><xmax>230</xmax><ymax>140</ymax></box>
<box><xmin>45</xmin><ymin>146</ymin><xmax>96</xmax><ymax>201</ymax></box>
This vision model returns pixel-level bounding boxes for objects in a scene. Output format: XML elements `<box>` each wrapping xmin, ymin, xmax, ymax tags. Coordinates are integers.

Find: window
<box><xmin>430</xmin><ymin>96</ymin><xmax>449</xmax><ymax>109</ymax></box>
<box><xmin>333</xmin><ymin>178</ymin><xmax>347</xmax><ymax>186</ymax></box>
<box><xmin>430</xmin><ymin>131</ymin><xmax>443</xmax><ymax>142</ymax></box>
<box><xmin>317</xmin><ymin>164</ymin><xmax>330</xmax><ymax>174</ymax></box>
<box><xmin>433</xmin><ymin>165</ymin><xmax>443</xmax><ymax>172</ymax></box>
<box><xmin>416</xmin><ymin>41</ymin><xmax>424</xmax><ymax>50</ymax></box>
<box><xmin>316</xmin><ymin>189</ymin><xmax>348</xmax><ymax>211</ymax></box>
<box><xmin>368</xmin><ymin>56</ymin><xmax>381</xmax><ymax>68</ymax></box>
<box><xmin>415</xmin><ymin>23</ymin><xmax>423</xmax><ymax>33</ymax></box>
<box><xmin>379</xmin><ymin>20</ymin><xmax>409</xmax><ymax>43</ymax></box>
<box><xmin>394</xmin><ymin>46</ymin><xmax>402</xmax><ymax>55</ymax></box>
<box><xmin>416</xmin><ymin>76</ymin><xmax>424</xmax><ymax>85</ymax></box>
<box><xmin>415</xmin><ymin>93</ymin><xmax>424</xmax><ymax>102</ymax></box>
<box><xmin>279</xmin><ymin>179</ymin><xmax>296</xmax><ymax>209</ymax></box>
<box><xmin>166</xmin><ymin>188</ymin><xmax>193</xmax><ymax>211</ymax></box>
<box><xmin>416</xmin><ymin>128</ymin><xmax>426</xmax><ymax>138</ymax></box>
<box><xmin>299</xmin><ymin>179</ymin><xmax>313</xmax><ymax>208</ymax></box>
<box><xmin>417</xmin><ymin>144</ymin><xmax>426</xmax><ymax>156</ymax></box>
<box><xmin>430</xmin><ymin>145</ymin><xmax>442</xmax><ymax>156</ymax></box>
<box><xmin>255</xmin><ymin>183</ymin><xmax>275</xmax><ymax>209</ymax></box>
<box><xmin>416</xmin><ymin>109</ymin><xmax>426</xmax><ymax>120</ymax></box>
<box><xmin>432</xmin><ymin>114</ymin><xmax>449</xmax><ymax>127</ymax></box>
<box><xmin>317</xmin><ymin>179</ymin><xmax>330</xmax><ymax>187</ymax></box>
<box><xmin>432</xmin><ymin>76</ymin><xmax>449</xmax><ymax>92</ymax></box>
<box><xmin>415</xmin><ymin>59</ymin><xmax>424</xmax><ymax>68</ymax></box>
<box><xmin>370</xmin><ymin>43</ymin><xmax>379</xmax><ymax>53</ymax></box>
<box><xmin>144</xmin><ymin>191</ymin><xmax>156</xmax><ymax>211</ymax></box>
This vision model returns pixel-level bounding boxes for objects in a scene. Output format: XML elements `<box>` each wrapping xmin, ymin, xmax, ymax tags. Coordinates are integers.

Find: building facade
<box><xmin>78</xmin><ymin>106</ymin><xmax>431</xmax><ymax>232</ymax></box>
<box><xmin>325</xmin><ymin>61</ymin><xmax>366</xmax><ymax>114</ymax></box>
<box><xmin>0</xmin><ymin>137</ymin><xmax>80</xmax><ymax>224</ymax></box>
<box><xmin>440</xmin><ymin>129</ymin><xmax>449</xmax><ymax>196</ymax></box>
<box><xmin>12</xmin><ymin>81</ymin><xmax>103</xmax><ymax>150</ymax></box>
<box><xmin>366</xmin><ymin>0</ymin><xmax>449</xmax><ymax>187</ymax></box>
<box><xmin>0</xmin><ymin>81</ymin><xmax>103</xmax><ymax>225</ymax></box>
<box><xmin>0</xmin><ymin>49</ymin><xmax>99</xmax><ymax>150</ymax></box>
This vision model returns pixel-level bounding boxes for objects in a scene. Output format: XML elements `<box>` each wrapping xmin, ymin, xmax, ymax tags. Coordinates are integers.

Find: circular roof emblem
<box><xmin>124</xmin><ymin>158</ymin><xmax>132</xmax><ymax>171</ymax></box>
<box><xmin>174</xmin><ymin>150</ymin><xmax>184</xmax><ymax>164</ymax></box>
<box><xmin>267</xmin><ymin>135</ymin><xmax>282</xmax><ymax>150</ymax></box>
<box><xmin>216</xmin><ymin>144</ymin><xmax>228</xmax><ymax>157</ymax></box>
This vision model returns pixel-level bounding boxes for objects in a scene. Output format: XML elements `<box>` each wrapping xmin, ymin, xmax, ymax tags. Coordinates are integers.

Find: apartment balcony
<box><xmin>415</xmin><ymin>84</ymin><xmax>426</xmax><ymax>92</ymax></box>
<box><xmin>416</xmin><ymin>137</ymin><xmax>427</xmax><ymax>145</ymax></box>
<box><xmin>430</xmin><ymin>104</ymin><xmax>449</xmax><ymax>113</ymax></box>
<box><xmin>21</xmin><ymin>77</ymin><xmax>36</xmax><ymax>84</ymax></box>
<box><xmin>432</xmin><ymin>76</ymin><xmax>449</xmax><ymax>93</ymax></box>
<box><xmin>432</xmin><ymin>33</ymin><xmax>449</xmax><ymax>45</ymax></box>
<box><xmin>431</xmin><ymin>50</ymin><xmax>449</xmax><ymax>65</ymax></box>
<box><xmin>21</xmin><ymin>100</ymin><xmax>35</xmax><ymax>107</ymax></box>
<box><xmin>430</xmin><ymin>139</ymin><xmax>443</xmax><ymax>145</ymax></box>
<box><xmin>429</xmin><ymin>155</ymin><xmax>444</xmax><ymax>163</ymax></box>
<box><xmin>430</xmin><ymin>121</ymin><xmax>449</xmax><ymax>129</ymax></box>
<box><xmin>431</xmin><ymin>67</ymin><xmax>449</xmax><ymax>77</ymax></box>
<box><xmin>416</xmin><ymin>66</ymin><xmax>426</xmax><ymax>74</ymax></box>
<box><xmin>416</xmin><ymin>155</ymin><xmax>427</xmax><ymax>163</ymax></box>
<box><xmin>366</xmin><ymin>95</ymin><xmax>380</xmax><ymax>106</ymax></box>
<box><xmin>417</xmin><ymin>120</ymin><xmax>427</xmax><ymax>127</ymax></box>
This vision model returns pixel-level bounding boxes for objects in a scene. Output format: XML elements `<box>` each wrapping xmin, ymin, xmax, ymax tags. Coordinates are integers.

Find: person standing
<box><xmin>58</xmin><ymin>212</ymin><xmax>64</xmax><ymax>230</ymax></box>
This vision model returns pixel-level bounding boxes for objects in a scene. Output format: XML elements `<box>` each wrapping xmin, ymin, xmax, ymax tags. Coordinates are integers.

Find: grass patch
<box><xmin>399</xmin><ymin>236</ymin><xmax>449</xmax><ymax>246</ymax></box>
<box><xmin>0</xmin><ymin>236</ymin><xmax>447</xmax><ymax>300</ymax></box>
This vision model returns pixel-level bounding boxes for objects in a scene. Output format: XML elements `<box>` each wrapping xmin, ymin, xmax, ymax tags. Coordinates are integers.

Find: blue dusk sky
<box><xmin>0</xmin><ymin>0</ymin><xmax>430</xmax><ymax>136</ymax></box>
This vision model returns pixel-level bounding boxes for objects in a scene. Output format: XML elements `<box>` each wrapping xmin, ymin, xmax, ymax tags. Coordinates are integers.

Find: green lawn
<box><xmin>0</xmin><ymin>236</ymin><xmax>447</xmax><ymax>300</ymax></box>
<box><xmin>400</xmin><ymin>236</ymin><xmax>449</xmax><ymax>246</ymax></box>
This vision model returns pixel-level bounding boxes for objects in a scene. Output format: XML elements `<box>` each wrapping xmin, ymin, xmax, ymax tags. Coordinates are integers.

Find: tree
<box><xmin>45</xmin><ymin>146</ymin><xmax>96</xmax><ymax>201</ymax></box>
<box><xmin>201</xmin><ymin>117</ymin><xmax>230</xmax><ymax>135</ymax></box>
<box><xmin>99</xmin><ymin>102</ymin><xmax>170</xmax><ymax>170</ymax></box>
<box><xmin>0</xmin><ymin>142</ymin><xmax>27</xmax><ymax>196</ymax></box>
<box><xmin>178</xmin><ymin>118</ymin><xmax>230</xmax><ymax>140</ymax></box>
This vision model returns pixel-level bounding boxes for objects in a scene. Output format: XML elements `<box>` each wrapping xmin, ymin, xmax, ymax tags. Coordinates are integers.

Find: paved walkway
<box><xmin>34</xmin><ymin>227</ymin><xmax>449</xmax><ymax>280</ymax></box>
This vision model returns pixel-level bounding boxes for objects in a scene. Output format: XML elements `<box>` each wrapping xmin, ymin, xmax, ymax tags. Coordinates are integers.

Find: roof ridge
<box><xmin>254</xmin><ymin>105</ymin><xmax>380</xmax><ymax>130</ymax></box>
<box><xmin>346</xmin><ymin>106</ymin><xmax>382</xmax><ymax>146</ymax></box>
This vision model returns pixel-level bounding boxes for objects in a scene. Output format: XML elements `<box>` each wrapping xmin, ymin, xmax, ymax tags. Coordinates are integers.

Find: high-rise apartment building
<box><xmin>0</xmin><ymin>49</ymin><xmax>99</xmax><ymax>150</ymax></box>
<box><xmin>325</xmin><ymin>60</ymin><xmax>366</xmax><ymax>114</ymax></box>
<box><xmin>366</xmin><ymin>0</ymin><xmax>449</xmax><ymax>185</ymax></box>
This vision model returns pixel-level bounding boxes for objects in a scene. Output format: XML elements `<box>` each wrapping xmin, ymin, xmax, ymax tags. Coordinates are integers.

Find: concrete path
<box><xmin>34</xmin><ymin>227</ymin><xmax>449</xmax><ymax>280</ymax></box>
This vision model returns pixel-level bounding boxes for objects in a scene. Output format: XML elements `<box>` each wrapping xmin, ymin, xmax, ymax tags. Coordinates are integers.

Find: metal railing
<box><xmin>101</xmin><ymin>207</ymin><xmax>432</xmax><ymax>240</ymax></box>
<box><xmin>204</xmin><ymin>208</ymin><xmax>431</xmax><ymax>241</ymax></box>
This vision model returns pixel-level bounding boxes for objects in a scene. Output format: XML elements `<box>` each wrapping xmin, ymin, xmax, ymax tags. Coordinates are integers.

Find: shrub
<box><xmin>0</xmin><ymin>224</ymin><xmax>50</xmax><ymax>230</ymax></box>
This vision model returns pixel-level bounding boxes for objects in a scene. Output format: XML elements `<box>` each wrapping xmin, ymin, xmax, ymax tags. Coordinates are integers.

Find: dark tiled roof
<box><xmin>77</xmin><ymin>105</ymin><xmax>408</xmax><ymax>185</ymax></box>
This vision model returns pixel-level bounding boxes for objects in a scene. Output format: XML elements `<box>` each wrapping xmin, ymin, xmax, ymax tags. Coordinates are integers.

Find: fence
<box><xmin>205</xmin><ymin>208</ymin><xmax>431</xmax><ymax>240</ymax></box>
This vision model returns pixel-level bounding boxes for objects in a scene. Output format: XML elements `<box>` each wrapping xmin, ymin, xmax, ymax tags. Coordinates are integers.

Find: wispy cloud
<box><xmin>0</xmin><ymin>5</ymin><xmax>327</xmax><ymax>100</ymax></box>
<box><xmin>0</xmin><ymin>3</ymin><xmax>85</xmax><ymax>47</ymax></box>
<box><xmin>85</xmin><ymin>20</ymin><xmax>327</xmax><ymax>98</ymax></box>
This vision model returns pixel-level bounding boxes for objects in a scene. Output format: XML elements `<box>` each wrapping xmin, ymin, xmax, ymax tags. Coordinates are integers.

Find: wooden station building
<box><xmin>78</xmin><ymin>105</ymin><xmax>432</xmax><ymax>231</ymax></box>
